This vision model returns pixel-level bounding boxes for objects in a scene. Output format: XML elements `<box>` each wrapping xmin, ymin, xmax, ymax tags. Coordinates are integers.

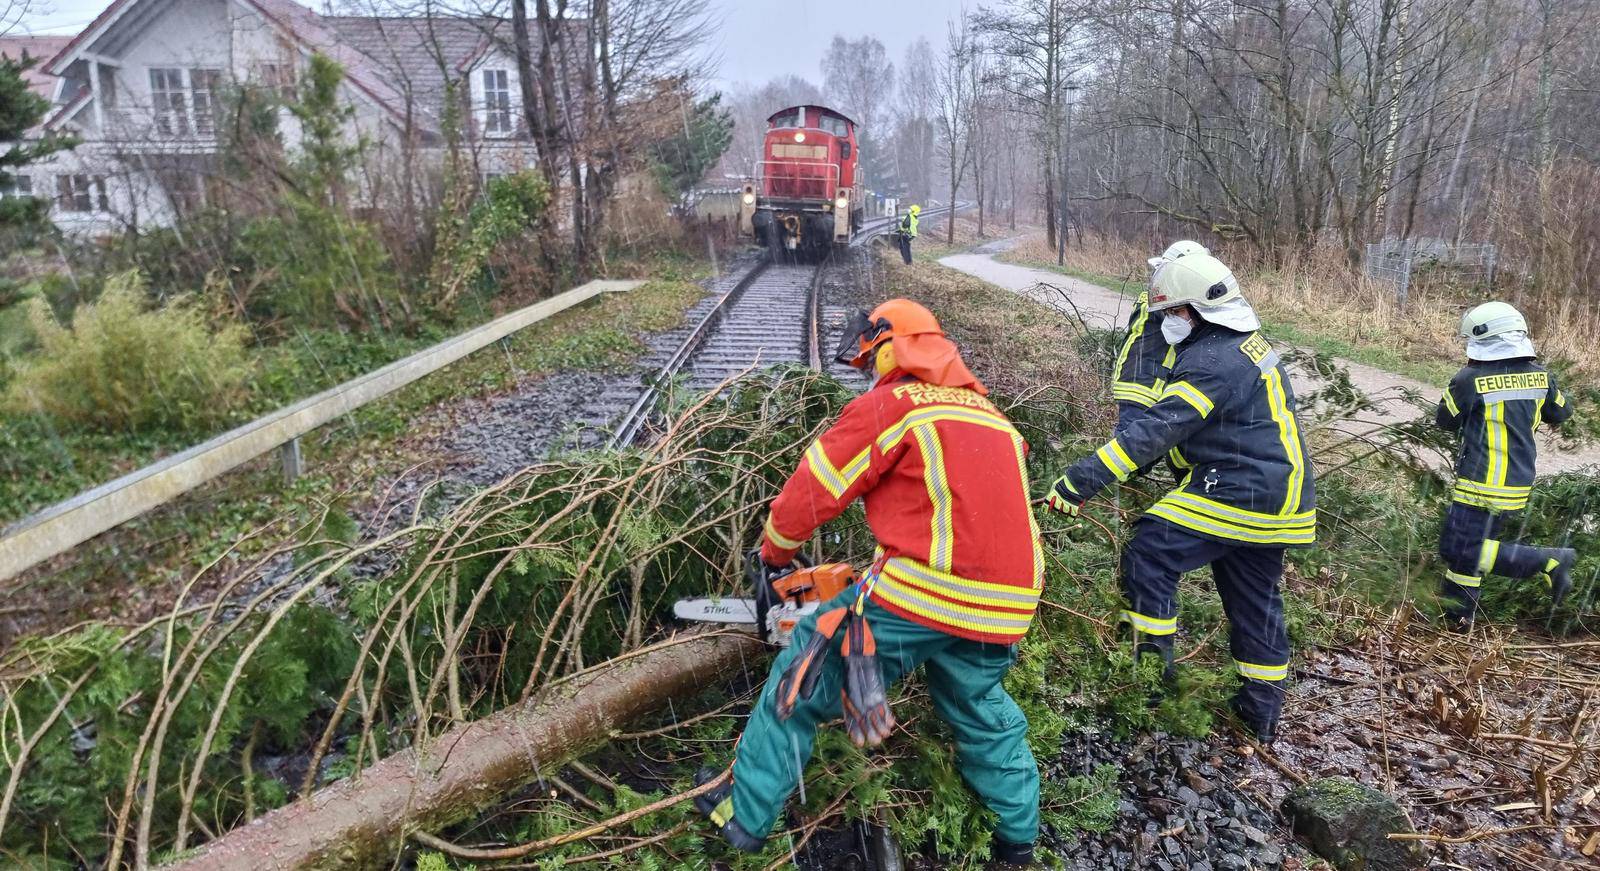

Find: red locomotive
<box><xmin>738</xmin><ymin>105</ymin><xmax>863</xmax><ymax>259</ymax></box>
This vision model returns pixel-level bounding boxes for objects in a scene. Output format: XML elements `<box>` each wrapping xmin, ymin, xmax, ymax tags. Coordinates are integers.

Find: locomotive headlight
<box><xmin>793</xmin><ymin>132</ymin><xmax>806</xmax><ymax>143</ymax></box>
<box><xmin>834</xmin><ymin>195</ymin><xmax>849</xmax><ymax>209</ymax></box>
<box><xmin>742</xmin><ymin>192</ymin><xmax>756</xmax><ymax>205</ymax></box>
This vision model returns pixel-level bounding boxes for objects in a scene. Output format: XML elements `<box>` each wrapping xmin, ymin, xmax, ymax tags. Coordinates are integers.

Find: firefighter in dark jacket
<box><xmin>897</xmin><ymin>204</ymin><xmax>921</xmax><ymax>264</ymax></box>
<box><xmin>1044</xmin><ymin>254</ymin><xmax>1315</xmax><ymax>743</ymax></box>
<box><xmin>1113</xmin><ymin>240</ymin><xmax>1208</xmax><ymax>430</ymax></box>
<box><xmin>1435</xmin><ymin>301</ymin><xmax>1575</xmax><ymax>627</ymax></box>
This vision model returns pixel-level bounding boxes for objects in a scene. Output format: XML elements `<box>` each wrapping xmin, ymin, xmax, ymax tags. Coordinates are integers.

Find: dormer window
<box><xmin>149</xmin><ymin>67</ymin><xmax>223</xmax><ymax>137</ymax></box>
<box><xmin>150</xmin><ymin>68</ymin><xmax>188</xmax><ymax>135</ymax></box>
<box><xmin>482</xmin><ymin>68</ymin><xmax>513</xmax><ymax>136</ymax></box>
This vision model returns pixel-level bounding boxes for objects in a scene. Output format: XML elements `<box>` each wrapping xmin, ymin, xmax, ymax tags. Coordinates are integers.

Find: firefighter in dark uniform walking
<box><xmin>1113</xmin><ymin>240</ymin><xmax>1208</xmax><ymax>431</ymax></box>
<box><xmin>897</xmin><ymin>204</ymin><xmax>921</xmax><ymax>264</ymax></box>
<box><xmin>1435</xmin><ymin>301</ymin><xmax>1576</xmax><ymax>628</ymax></box>
<box><xmin>1044</xmin><ymin>254</ymin><xmax>1315</xmax><ymax>743</ymax></box>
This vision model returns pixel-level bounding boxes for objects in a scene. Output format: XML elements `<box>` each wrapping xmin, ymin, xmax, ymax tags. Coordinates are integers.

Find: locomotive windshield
<box><xmin>769</xmin><ymin>108</ymin><xmax>801</xmax><ymax>129</ymax></box>
<box><xmin>817</xmin><ymin>113</ymin><xmax>849</xmax><ymax>137</ymax></box>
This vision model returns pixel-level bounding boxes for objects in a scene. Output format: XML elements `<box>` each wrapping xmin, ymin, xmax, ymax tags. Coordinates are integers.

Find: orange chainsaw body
<box><xmin>768</xmin><ymin>563</ymin><xmax>858</xmax><ymax>643</ymax></box>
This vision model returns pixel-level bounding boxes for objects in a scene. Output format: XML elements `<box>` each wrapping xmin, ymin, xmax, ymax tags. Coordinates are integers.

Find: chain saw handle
<box><xmin>746</xmin><ymin>552</ymin><xmax>858</xmax><ymax>645</ymax></box>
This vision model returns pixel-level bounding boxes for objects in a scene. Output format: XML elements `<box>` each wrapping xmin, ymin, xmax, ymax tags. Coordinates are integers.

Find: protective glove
<box><xmin>1044</xmin><ymin>474</ymin><xmax>1085</xmax><ymax>516</ymax></box>
<box><xmin>773</xmin><ymin>606</ymin><xmax>848</xmax><ymax>720</ymax></box>
<box><xmin>840</xmin><ymin>614</ymin><xmax>895</xmax><ymax>747</ymax></box>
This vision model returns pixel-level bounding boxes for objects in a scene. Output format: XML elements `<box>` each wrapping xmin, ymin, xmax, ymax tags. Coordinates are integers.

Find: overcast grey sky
<box><xmin>13</xmin><ymin>0</ymin><xmax>969</xmax><ymax>91</ymax></box>
<box><xmin>705</xmin><ymin>0</ymin><xmax>967</xmax><ymax>89</ymax></box>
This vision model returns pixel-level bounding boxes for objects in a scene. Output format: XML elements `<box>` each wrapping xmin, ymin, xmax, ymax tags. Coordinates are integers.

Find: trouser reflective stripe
<box><xmin>1440</xmin><ymin>502</ymin><xmax>1559</xmax><ymax>582</ymax></box>
<box><xmin>710</xmin><ymin>796</ymin><xmax>734</xmax><ymax>826</ymax></box>
<box><xmin>728</xmin><ymin>591</ymin><xmax>1039</xmax><ymax>845</ymax></box>
<box><xmin>1235</xmin><ymin>660</ymin><xmax>1288</xmax><ymax>681</ymax></box>
<box><xmin>1122</xmin><ymin>518</ymin><xmax>1290</xmax><ymax>704</ymax></box>
<box><xmin>1444</xmin><ymin>569</ymin><xmax>1481</xmax><ymax>588</ymax></box>
<box><xmin>1121</xmin><ymin>609</ymin><xmax>1177</xmax><ymax>635</ymax></box>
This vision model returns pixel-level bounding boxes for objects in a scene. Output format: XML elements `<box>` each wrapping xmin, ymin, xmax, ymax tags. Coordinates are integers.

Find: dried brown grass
<box><xmin>1007</xmin><ymin>231</ymin><xmax>1598</xmax><ymax>384</ymax></box>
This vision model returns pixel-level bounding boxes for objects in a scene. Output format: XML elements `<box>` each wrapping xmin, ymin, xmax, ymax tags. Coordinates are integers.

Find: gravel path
<box><xmin>939</xmin><ymin>244</ymin><xmax>1600</xmax><ymax>476</ymax></box>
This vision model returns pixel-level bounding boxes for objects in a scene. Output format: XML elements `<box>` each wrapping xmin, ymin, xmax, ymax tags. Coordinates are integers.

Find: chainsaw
<box><xmin>673</xmin><ymin>552</ymin><xmax>858</xmax><ymax>646</ymax></box>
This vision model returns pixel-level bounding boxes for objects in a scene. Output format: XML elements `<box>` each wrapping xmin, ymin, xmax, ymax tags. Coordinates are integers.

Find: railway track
<box><xmin>605</xmin><ymin>257</ymin><xmax>827</xmax><ymax>448</ymax></box>
<box><xmin>598</xmin><ymin>203</ymin><xmax>961</xmax><ymax>449</ymax></box>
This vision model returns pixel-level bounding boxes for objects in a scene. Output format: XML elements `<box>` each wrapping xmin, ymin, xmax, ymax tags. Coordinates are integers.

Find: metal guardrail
<box><xmin>0</xmin><ymin>279</ymin><xmax>643</xmax><ymax>583</ymax></box>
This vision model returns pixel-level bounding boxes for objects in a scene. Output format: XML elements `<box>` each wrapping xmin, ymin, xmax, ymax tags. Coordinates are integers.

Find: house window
<box><xmin>0</xmin><ymin>174</ymin><xmax>32</xmax><ymax>198</ymax></box>
<box><xmin>482</xmin><ymin>69</ymin><xmax>513</xmax><ymax>135</ymax></box>
<box><xmin>191</xmin><ymin>69</ymin><xmax>222</xmax><ymax>136</ymax></box>
<box><xmin>56</xmin><ymin>175</ymin><xmax>109</xmax><ymax>213</ymax></box>
<box><xmin>150</xmin><ymin>68</ymin><xmax>189</xmax><ymax>135</ymax></box>
<box><xmin>259</xmin><ymin>62</ymin><xmax>297</xmax><ymax>98</ymax></box>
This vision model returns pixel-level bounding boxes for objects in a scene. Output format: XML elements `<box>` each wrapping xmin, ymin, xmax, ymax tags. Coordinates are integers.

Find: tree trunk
<box><xmin>168</xmin><ymin>630</ymin><xmax>765</xmax><ymax>871</ymax></box>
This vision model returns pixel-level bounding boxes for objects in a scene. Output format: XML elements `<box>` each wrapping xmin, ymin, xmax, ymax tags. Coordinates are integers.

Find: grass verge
<box><xmin>0</xmin><ymin>275</ymin><xmax>707</xmax><ymax>637</ymax></box>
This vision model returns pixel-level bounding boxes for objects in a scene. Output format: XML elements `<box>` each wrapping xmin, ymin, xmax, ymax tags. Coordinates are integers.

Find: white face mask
<box><xmin>1161</xmin><ymin>314</ymin><xmax>1193</xmax><ymax>345</ymax></box>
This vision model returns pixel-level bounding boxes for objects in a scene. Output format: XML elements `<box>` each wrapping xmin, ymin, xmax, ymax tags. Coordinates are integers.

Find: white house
<box><xmin>7</xmin><ymin>0</ymin><xmax>541</xmax><ymax>235</ymax></box>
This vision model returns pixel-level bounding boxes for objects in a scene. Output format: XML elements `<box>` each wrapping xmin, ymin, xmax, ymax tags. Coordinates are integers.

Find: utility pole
<box><xmin>1056</xmin><ymin>80</ymin><xmax>1080</xmax><ymax>266</ymax></box>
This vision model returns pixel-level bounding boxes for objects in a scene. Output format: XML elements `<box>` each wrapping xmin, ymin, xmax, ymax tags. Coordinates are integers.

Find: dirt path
<box><xmin>940</xmin><ymin>244</ymin><xmax>1600</xmax><ymax>476</ymax></box>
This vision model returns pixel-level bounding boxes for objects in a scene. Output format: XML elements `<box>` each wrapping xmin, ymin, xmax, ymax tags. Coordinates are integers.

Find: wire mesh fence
<box><xmin>1365</xmin><ymin>237</ymin><xmax>1498</xmax><ymax>307</ymax></box>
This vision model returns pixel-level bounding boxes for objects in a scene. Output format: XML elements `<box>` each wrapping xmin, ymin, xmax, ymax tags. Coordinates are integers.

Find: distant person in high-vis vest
<box><xmin>897</xmin><ymin>204</ymin><xmax>920</xmax><ymax>264</ymax></box>
<box><xmin>1435</xmin><ymin>301</ymin><xmax>1575</xmax><ymax>629</ymax></box>
<box><xmin>1113</xmin><ymin>240</ymin><xmax>1209</xmax><ymax>432</ymax></box>
<box><xmin>694</xmin><ymin>299</ymin><xmax>1045</xmax><ymax>868</ymax></box>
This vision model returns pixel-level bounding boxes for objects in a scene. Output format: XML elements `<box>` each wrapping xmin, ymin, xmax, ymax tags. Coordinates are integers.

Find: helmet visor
<box><xmin>834</xmin><ymin>309</ymin><xmax>892</xmax><ymax>366</ymax></box>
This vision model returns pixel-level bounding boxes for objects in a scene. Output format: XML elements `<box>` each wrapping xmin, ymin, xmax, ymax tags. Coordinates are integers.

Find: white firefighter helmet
<box><xmin>1147</xmin><ymin>239</ymin><xmax>1210</xmax><ymax>271</ymax></box>
<box><xmin>1459</xmin><ymin>301</ymin><xmax>1527</xmax><ymax>340</ymax></box>
<box><xmin>1148</xmin><ymin>253</ymin><xmax>1260</xmax><ymax>332</ymax></box>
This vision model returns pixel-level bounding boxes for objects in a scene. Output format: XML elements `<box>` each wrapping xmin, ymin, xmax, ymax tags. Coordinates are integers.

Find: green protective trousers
<box><xmin>729</xmin><ymin>590</ymin><xmax>1041</xmax><ymax>844</ymax></box>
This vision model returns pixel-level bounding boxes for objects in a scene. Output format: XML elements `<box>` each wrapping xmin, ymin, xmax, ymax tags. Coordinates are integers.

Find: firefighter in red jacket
<box><xmin>695</xmin><ymin>299</ymin><xmax>1046</xmax><ymax>867</ymax></box>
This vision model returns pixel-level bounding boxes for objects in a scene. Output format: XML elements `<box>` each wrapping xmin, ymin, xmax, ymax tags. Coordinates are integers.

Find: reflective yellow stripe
<box><xmin>1148</xmin><ymin>500</ymin><xmax>1316</xmax><ymax>546</ymax></box>
<box><xmin>1442</xmin><ymin>386</ymin><xmax>1460</xmax><ymax>416</ymax></box>
<box><xmin>1122</xmin><ymin>609</ymin><xmax>1177</xmax><ymax>635</ymax></box>
<box><xmin>913</xmin><ymin>425</ymin><xmax>955</xmax><ymax>571</ymax></box>
<box><xmin>711</xmin><ymin>796</ymin><xmax>735</xmax><ymax>826</ymax></box>
<box><xmin>1162</xmin><ymin>381</ymin><xmax>1214</xmax><ymax>418</ymax></box>
<box><xmin>805</xmin><ymin>441</ymin><xmax>845</xmax><ymax>499</ymax></box>
<box><xmin>1478</xmin><ymin>539</ymin><xmax>1501</xmax><ymax>575</ymax></box>
<box><xmin>1444</xmin><ymin>569</ymin><xmax>1481</xmax><ymax>588</ymax></box>
<box><xmin>764</xmin><ymin>514</ymin><xmax>804</xmax><ymax>550</ymax></box>
<box><xmin>1112</xmin><ymin>293</ymin><xmax>1150</xmax><ymax>385</ymax></box>
<box><xmin>883</xmin><ymin>558</ymin><xmax>1041</xmax><ymax>607</ymax></box>
<box><xmin>1453</xmin><ymin>478</ymin><xmax>1531</xmax><ymax>511</ymax></box>
<box><xmin>1485</xmin><ymin>402</ymin><xmax>1508</xmax><ymax>487</ymax></box>
<box><xmin>1168</xmin><ymin>445</ymin><xmax>1191</xmax><ymax>470</ymax></box>
<box><xmin>877</xmin><ymin>406</ymin><xmax>1018</xmax><ymax>452</ymax></box>
<box><xmin>1162</xmin><ymin>491</ymin><xmax>1316</xmax><ymax>526</ymax></box>
<box><xmin>1555</xmin><ymin>389</ymin><xmax>1567</xmax><ymax>408</ymax></box>
<box><xmin>1452</xmin><ymin>489</ymin><xmax>1530</xmax><ymax>511</ymax></box>
<box><xmin>1096</xmin><ymin>438</ymin><xmax>1137</xmax><ymax>481</ymax></box>
<box><xmin>1011</xmin><ymin>434</ymin><xmax>1045</xmax><ymax>591</ymax></box>
<box><xmin>1235</xmin><ymin>660</ymin><xmax>1288</xmax><ymax>681</ymax></box>
<box><xmin>1454</xmin><ymin>479</ymin><xmax>1532</xmax><ymax>497</ymax></box>
<box><xmin>1263</xmin><ymin>368</ymin><xmax>1307</xmax><ymax>514</ymax></box>
<box><xmin>873</xmin><ymin>572</ymin><xmax>1037</xmax><ymax>636</ymax></box>
<box><xmin>1113</xmin><ymin>382</ymin><xmax>1160</xmax><ymax>406</ymax></box>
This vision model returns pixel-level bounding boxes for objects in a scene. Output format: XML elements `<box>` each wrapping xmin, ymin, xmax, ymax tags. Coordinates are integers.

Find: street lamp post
<box><xmin>1057</xmin><ymin>80</ymin><xmax>1081</xmax><ymax>267</ymax></box>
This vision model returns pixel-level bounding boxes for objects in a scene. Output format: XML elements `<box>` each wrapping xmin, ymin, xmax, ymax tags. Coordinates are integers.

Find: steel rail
<box><xmin>609</xmin><ymin>257</ymin><xmax>828</xmax><ymax>449</ymax></box>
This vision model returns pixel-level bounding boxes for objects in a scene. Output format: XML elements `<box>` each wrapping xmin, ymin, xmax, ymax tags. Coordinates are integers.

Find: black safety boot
<box><xmin>693</xmin><ymin>767</ymin><xmax>766</xmax><ymax>853</ymax></box>
<box><xmin>1231</xmin><ymin>679</ymin><xmax>1283</xmax><ymax>745</ymax></box>
<box><xmin>1541</xmin><ymin>548</ymin><xmax>1577</xmax><ymax>609</ymax></box>
<box><xmin>989</xmin><ymin>834</ymin><xmax>1036</xmax><ymax>867</ymax></box>
<box><xmin>1132</xmin><ymin>631</ymin><xmax>1177</xmax><ymax>707</ymax></box>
